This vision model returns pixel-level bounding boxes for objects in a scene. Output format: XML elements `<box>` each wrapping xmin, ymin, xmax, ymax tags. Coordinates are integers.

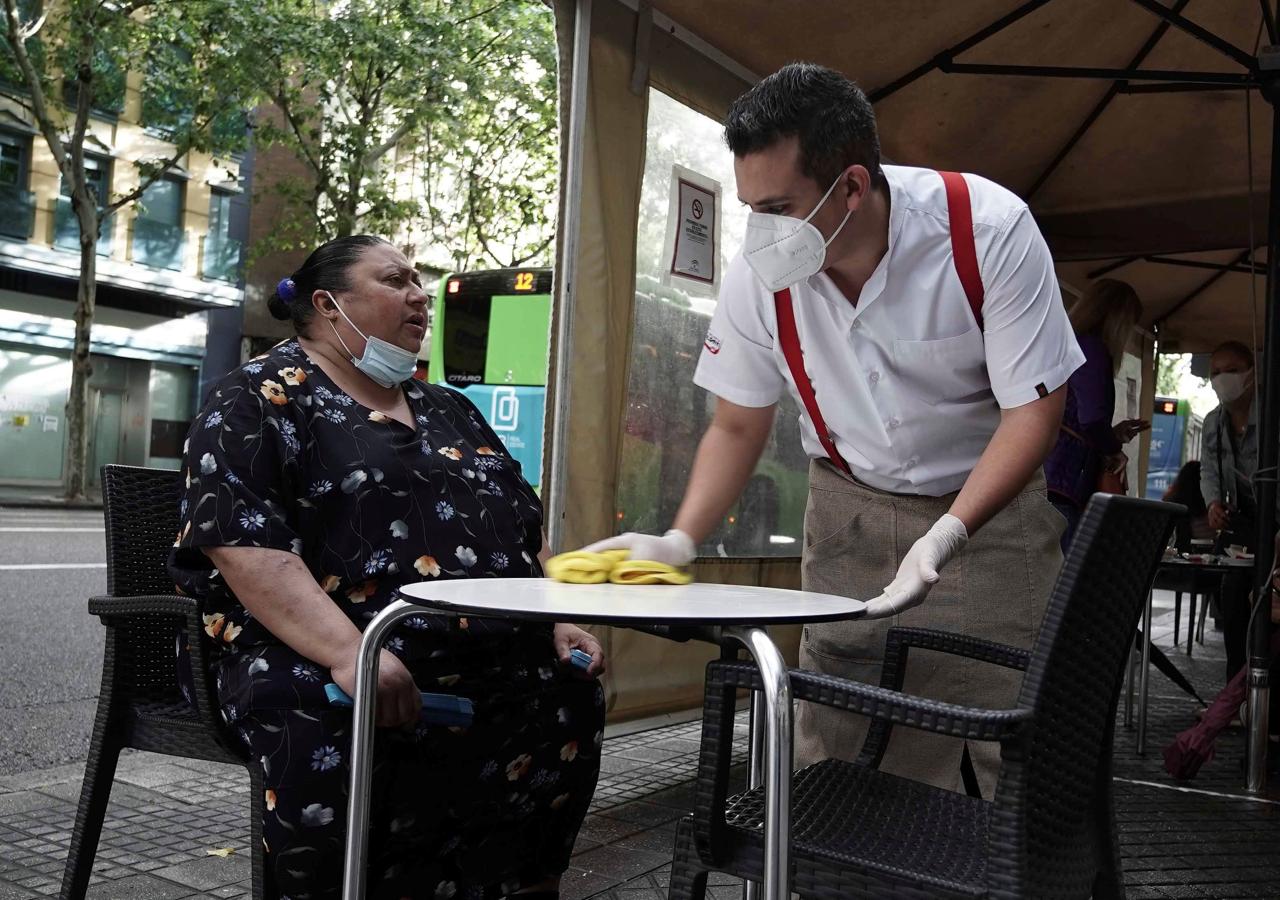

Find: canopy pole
<box><xmin>1246</xmin><ymin>50</ymin><xmax>1280</xmax><ymax>794</ymax></box>
<box><xmin>547</xmin><ymin>0</ymin><xmax>592</xmax><ymax>552</ymax></box>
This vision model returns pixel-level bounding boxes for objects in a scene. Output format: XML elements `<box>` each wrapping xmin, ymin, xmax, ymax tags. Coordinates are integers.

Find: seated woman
<box><xmin>1162</xmin><ymin>460</ymin><xmax>1212</xmax><ymax>552</ymax></box>
<box><xmin>169</xmin><ymin>235</ymin><xmax>605</xmax><ymax>900</ymax></box>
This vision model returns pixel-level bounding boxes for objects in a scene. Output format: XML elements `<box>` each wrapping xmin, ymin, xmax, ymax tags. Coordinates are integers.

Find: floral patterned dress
<box><xmin>168</xmin><ymin>340</ymin><xmax>603</xmax><ymax>900</ymax></box>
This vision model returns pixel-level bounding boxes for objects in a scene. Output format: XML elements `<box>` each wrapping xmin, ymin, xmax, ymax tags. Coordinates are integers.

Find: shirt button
<box><xmin>905</xmin><ymin>458</ymin><xmax>918</xmax><ymax>470</ymax></box>
<box><xmin>887</xmin><ymin>417</ymin><xmax>900</xmax><ymax>430</ymax></box>
<box><xmin>869</xmin><ymin>370</ymin><xmax>880</xmax><ymax>385</ymax></box>
<box><xmin>851</xmin><ymin>319</ymin><xmax>862</xmax><ymax>330</ymax></box>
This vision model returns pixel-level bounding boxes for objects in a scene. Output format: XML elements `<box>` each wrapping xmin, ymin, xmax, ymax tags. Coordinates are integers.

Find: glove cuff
<box><xmin>664</xmin><ymin>529</ymin><xmax>698</xmax><ymax>566</ymax></box>
<box><xmin>932</xmin><ymin>514</ymin><xmax>970</xmax><ymax>559</ymax></box>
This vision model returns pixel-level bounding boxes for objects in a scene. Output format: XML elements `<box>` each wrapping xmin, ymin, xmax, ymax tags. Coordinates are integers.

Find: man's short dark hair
<box><xmin>725</xmin><ymin>62</ymin><xmax>880</xmax><ymax>188</ymax></box>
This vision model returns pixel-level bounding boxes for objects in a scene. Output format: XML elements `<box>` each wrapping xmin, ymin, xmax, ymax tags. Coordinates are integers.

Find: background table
<box><xmin>341</xmin><ymin>580</ymin><xmax>867</xmax><ymax>900</ymax></box>
<box><xmin>1131</xmin><ymin>554</ymin><xmax>1254</xmax><ymax>754</ymax></box>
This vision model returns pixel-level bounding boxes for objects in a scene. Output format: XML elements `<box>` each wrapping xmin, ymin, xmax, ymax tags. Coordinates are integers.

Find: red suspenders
<box><xmin>773</xmin><ymin>170</ymin><xmax>985</xmax><ymax>476</ymax></box>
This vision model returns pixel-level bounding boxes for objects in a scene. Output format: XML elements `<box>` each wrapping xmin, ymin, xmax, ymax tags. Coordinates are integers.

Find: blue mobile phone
<box><xmin>324</xmin><ymin>683</ymin><xmax>474</xmax><ymax>727</ymax></box>
<box><xmin>569</xmin><ymin>648</ymin><xmax>593</xmax><ymax>671</ymax></box>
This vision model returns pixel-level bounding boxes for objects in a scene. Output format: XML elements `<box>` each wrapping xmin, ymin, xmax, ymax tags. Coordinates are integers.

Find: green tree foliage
<box><xmin>1157</xmin><ymin>353</ymin><xmax>1188</xmax><ymax>397</ymax></box>
<box><xmin>251</xmin><ymin>0</ymin><xmax>558</xmax><ymax>269</ymax></box>
<box><xmin>0</xmin><ymin>0</ymin><xmax>260</xmax><ymax>499</ymax></box>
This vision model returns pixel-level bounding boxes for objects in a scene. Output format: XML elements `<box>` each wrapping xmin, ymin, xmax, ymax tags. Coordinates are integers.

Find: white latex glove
<box><xmin>862</xmin><ymin>514</ymin><xmax>968</xmax><ymax>619</ymax></box>
<box><xmin>583</xmin><ymin>529</ymin><xmax>697</xmax><ymax>567</ymax></box>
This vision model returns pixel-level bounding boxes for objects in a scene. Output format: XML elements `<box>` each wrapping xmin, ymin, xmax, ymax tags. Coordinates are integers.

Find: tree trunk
<box><xmin>64</xmin><ymin>198</ymin><xmax>98</xmax><ymax>501</ymax></box>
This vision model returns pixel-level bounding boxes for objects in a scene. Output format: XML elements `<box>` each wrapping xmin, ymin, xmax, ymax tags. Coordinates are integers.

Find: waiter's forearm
<box><xmin>949</xmin><ymin>386</ymin><xmax>1066</xmax><ymax>535</ymax></box>
<box><xmin>672</xmin><ymin>398</ymin><xmax>776</xmax><ymax>543</ymax></box>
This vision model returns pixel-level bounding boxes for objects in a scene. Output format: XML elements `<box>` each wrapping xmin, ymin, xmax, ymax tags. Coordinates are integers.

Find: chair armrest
<box><xmin>89</xmin><ymin>593</ymin><xmax>201</xmax><ymax>622</ymax></box>
<box><xmin>86</xmin><ymin>592</ymin><xmax>238</xmax><ymax>759</ymax></box>
<box><xmin>712</xmin><ymin>660</ymin><xmax>1030</xmax><ymax>742</ymax></box>
<box><xmin>880</xmin><ymin>626</ymin><xmax>1029</xmax><ymax>692</ymax></box>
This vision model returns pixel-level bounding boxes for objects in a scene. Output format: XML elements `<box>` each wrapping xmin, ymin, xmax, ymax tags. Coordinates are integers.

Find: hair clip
<box><xmin>276</xmin><ymin>277</ymin><xmax>297</xmax><ymax>302</ymax></box>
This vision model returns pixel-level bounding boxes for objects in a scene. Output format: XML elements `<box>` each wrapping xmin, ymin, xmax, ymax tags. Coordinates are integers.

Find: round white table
<box><xmin>341</xmin><ymin>580</ymin><xmax>866</xmax><ymax>900</ymax></box>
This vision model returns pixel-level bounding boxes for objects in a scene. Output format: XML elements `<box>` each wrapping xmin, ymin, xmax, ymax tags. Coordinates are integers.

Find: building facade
<box><xmin>0</xmin><ymin>70</ymin><xmax>250</xmax><ymax>490</ymax></box>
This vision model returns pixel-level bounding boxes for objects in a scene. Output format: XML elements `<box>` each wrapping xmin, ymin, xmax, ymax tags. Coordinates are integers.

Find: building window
<box><xmin>203</xmin><ymin>188</ymin><xmax>241</xmax><ymax>282</ymax></box>
<box><xmin>0</xmin><ymin>130</ymin><xmax>34</xmax><ymax>239</ymax></box>
<box><xmin>54</xmin><ymin>153</ymin><xmax>112</xmax><ymax>255</ymax></box>
<box><xmin>132</xmin><ymin>176</ymin><xmax>186</xmax><ymax>271</ymax></box>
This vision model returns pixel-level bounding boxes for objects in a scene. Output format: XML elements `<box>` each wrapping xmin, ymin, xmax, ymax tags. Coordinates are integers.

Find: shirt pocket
<box><xmin>892</xmin><ymin>328</ymin><xmax>989</xmax><ymax>405</ymax></box>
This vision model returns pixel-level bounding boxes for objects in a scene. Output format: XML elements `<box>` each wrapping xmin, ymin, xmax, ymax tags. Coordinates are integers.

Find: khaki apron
<box><xmin>795</xmin><ymin>459</ymin><xmax>1064</xmax><ymax>797</ymax></box>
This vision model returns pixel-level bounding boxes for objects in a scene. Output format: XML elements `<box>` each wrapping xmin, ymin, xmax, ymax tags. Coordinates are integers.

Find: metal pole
<box><xmin>342</xmin><ymin>600</ymin><xmax>422</xmax><ymax>900</ymax></box>
<box><xmin>1246</xmin><ymin>58</ymin><xmax>1280</xmax><ymax>792</ymax></box>
<box><xmin>1137</xmin><ymin>591</ymin><xmax>1154</xmax><ymax>755</ymax></box>
<box><xmin>1125</xmin><ymin>630</ymin><xmax>1136</xmax><ymax>728</ymax></box>
<box><xmin>545</xmin><ymin>0</ymin><xmax>592</xmax><ymax>552</ymax></box>
<box><xmin>724</xmin><ymin>627</ymin><xmax>792</xmax><ymax>900</ymax></box>
<box><xmin>742</xmin><ymin>692</ymin><xmax>766</xmax><ymax>900</ymax></box>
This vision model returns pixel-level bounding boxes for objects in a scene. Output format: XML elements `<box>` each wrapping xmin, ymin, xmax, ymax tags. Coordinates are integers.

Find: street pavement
<box><xmin>0</xmin><ymin>507</ymin><xmax>108</xmax><ymax>777</ymax></box>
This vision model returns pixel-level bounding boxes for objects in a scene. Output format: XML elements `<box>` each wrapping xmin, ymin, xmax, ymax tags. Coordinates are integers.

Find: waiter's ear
<box><xmin>841</xmin><ymin>165</ymin><xmax>873</xmax><ymax>212</ymax></box>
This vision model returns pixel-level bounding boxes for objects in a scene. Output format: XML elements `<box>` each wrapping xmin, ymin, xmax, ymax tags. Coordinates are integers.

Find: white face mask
<box><xmin>741</xmin><ymin>172</ymin><xmax>854</xmax><ymax>292</ymax></box>
<box><xmin>324</xmin><ymin>291</ymin><xmax>418</xmax><ymax>388</ymax></box>
<box><xmin>1211</xmin><ymin>370</ymin><xmax>1254</xmax><ymax>404</ymax></box>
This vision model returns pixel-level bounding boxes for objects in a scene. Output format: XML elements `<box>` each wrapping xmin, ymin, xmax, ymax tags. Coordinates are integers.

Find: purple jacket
<box><xmin>1044</xmin><ymin>333</ymin><xmax>1122</xmax><ymax>508</ymax></box>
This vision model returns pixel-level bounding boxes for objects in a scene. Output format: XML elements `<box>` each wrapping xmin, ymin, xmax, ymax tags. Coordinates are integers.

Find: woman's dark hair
<box><xmin>267</xmin><ymin>234</ymin><xmax>392</xmax><ymax>334</ymax></box>
<box><xmin>1163</xmin><ymin>460</ymin><xmax>1206</xmax><ymax>517</ymax></box>
<box><xmin>724</xmin><ymin>62</ymin><xmax>880</xmax><ymax>188</ymax></box>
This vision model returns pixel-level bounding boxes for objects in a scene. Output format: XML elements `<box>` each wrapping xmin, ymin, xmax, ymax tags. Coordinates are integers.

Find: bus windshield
<box><xmin>429</xmin><ymin>267</ymin><xmax>553</xmax><ymax>490</ymax></box>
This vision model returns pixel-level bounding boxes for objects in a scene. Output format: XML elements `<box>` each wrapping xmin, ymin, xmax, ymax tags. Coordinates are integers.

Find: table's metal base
<box><xmin>341</xmin><ymin>603</ymin><xmax>796</xmax><ymax>900</ymax></box>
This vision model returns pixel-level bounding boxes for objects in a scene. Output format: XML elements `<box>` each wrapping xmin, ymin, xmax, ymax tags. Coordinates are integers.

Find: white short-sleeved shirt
<box><xmin>693</xmin><ymin>164</ymin><xmax>1084</xmax><ymax>497</ymax></box>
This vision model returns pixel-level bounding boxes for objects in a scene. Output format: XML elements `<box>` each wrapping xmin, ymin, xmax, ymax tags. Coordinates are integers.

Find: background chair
<box><xmin>669</xmin><ymin>493</ymin><xmax>1179</xmax><ymax>900</ymax></box>
<box><xmin>60</xmin><ymin>465</ymin><xmax>267</xmax><ymax>900</ymax></box>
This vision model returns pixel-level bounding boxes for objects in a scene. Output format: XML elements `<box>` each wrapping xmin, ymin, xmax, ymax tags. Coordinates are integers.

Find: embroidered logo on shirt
<box><xmin>1035</xmin><ymin>382</ymin><xmax>1048</xmax><ymax>399</ymax></box>
<box><xmin>704</xmin><ymin>331</ymin><xmax>722</xmax><ymax>355</ymax></box>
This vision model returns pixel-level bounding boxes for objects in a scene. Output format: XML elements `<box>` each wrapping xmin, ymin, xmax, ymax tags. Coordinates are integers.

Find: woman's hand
<box><xmin>330</xmin><ymin>648</ymin><xmax>422</xmax><ymax>728</ymax></box>
<box><xmin>1102</xmin><ymin>450</ymin><xmax>1128</xmax><ymax>474</ymax></box>
<box><xmin>554</xmin><ymin>623</ymin><xmax>606</xmax><ymax>678</ymax></box>
<box><xmin>1113</xmin><ymin>418</ymin><xmax>1150</xmax><ymax>444</ymax></box>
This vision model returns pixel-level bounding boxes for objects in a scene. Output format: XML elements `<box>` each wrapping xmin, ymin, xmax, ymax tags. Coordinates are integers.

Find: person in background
<box><xmin>1044</xmin><ymin>279</ymin><xmax>1149</xmax><ymax>551</ymax></box>
<box><xmin>1200</xmin><ymin>340</ymin><xmax>1266</xmax><ymax>682</ymax></box>
<box><xmin>1162</xmin><ymin>460</ymin><xmax>1211</xmax><ymax>552</ymax></box>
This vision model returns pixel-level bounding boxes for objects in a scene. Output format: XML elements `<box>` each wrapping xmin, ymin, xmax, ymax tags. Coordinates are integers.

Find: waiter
<box><xmin>588</xmin><ymin>62</ymin><xmax>1083</xmax><ymax>796</ymax></box>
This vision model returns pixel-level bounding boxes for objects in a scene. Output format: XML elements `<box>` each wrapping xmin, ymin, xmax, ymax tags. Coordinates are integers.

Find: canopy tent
<box><xmin>545</xmin><ymin>0</ymin><xmax>1280</xmax><ymax>786</ymax></box>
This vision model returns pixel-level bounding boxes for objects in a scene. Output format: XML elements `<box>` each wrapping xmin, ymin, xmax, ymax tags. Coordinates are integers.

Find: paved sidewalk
<box><xmin>3</xmin><ymin>590</ymin><xmax>1280</xmax><ymax>899</ymax></box>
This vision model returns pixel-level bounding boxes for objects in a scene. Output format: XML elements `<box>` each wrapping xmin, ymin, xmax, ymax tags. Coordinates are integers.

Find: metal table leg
<box><xmin>742</xmin><ymin>691</ymin><xmax>765</xmax><ymax>900</ymax></box>
<box><xmin>723</xmin><ymin>626</ymin><xmax>792</xmax><ymax>900</ymax></box>
<box><xmin>1124</xmin><ymin>634</ymin><xmax>1135</xmax><ymax>729</ymax></box>
<box><xmin>1137</xmin><ymin>587</ymin><xmax>1153</xmax><ymax>755</ymax></box>
<box><xmin>342</xmin><ymin>599</ymin><xmax>421</xmax><ymax>900</ymax></box>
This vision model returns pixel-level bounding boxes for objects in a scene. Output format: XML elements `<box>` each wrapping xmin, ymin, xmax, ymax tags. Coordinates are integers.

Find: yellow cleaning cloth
<box><xmin>545</xmin><ymin>550</ymin><xmax>692</xmax><ymax>585</ymax></box>
<box><xmin>608</xmin><ymin>560</ymin><xmax>694</xmax><ymax>585</ymax></box>
<box><xmin>545</xmin><ymin>550</ymin><xmax>630</xmax><ymax>584</ymax></box>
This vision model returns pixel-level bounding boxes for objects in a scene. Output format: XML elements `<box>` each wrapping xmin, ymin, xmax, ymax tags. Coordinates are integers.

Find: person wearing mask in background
<box><xmin>1201</xmin><ymin>340</ymin><xmax>1266</xmax><ymax>682</ymax></box>
<box><xmin>1043</xmin><ymin>279</ymin><xmax>1149</xmax><ymax>551</ymax></box>
<box><xmin>583</xmin><ymin>62</ymin><xmax>1083</xmax><ymax>798</ymax></box>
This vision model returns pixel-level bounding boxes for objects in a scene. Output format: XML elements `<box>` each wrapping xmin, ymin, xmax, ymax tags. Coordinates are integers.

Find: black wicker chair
<box><xmin>61</xmin><ymin>465</ymin><xmax>267</xmax><ymax>900</ymax></box>
<box><xmin>669</xmin><ymin>493</ymin><xmax>1180</xmax><ymax>900</ymax></box>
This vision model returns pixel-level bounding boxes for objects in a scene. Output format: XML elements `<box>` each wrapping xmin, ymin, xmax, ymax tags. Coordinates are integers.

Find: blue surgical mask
<box><xmin>325</xmin><ymin>291</ymin><xmax>418</xmax><ymax>388</ymax></box>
